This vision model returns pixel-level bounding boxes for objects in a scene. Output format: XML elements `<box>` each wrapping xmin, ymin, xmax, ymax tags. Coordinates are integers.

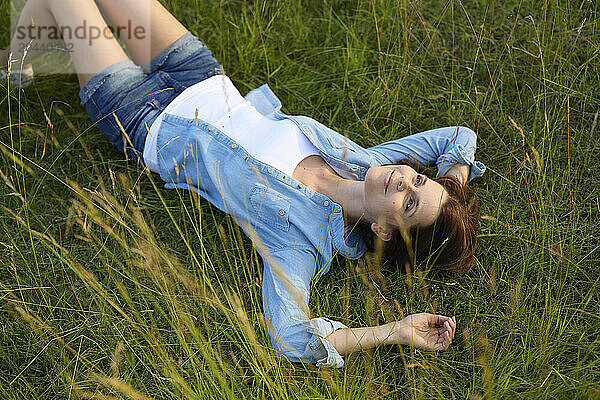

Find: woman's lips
<box><xmin>384</xmin><ymin>171</ymin><xmax>393</xmax><ymax>194</ymax></box>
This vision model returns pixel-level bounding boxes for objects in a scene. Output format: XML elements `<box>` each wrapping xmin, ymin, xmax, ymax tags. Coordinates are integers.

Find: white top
<box><xmin>144</xmin><ymin>75</ymin><xmax>319</xmax><ymax>175</ymax></box>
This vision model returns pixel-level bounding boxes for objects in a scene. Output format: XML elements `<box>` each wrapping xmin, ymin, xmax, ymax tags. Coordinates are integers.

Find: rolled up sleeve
<box><xmin>368</xmin><ymin>126</ymin><xmax>486</xmax><ymax>182</ymax></box>
<box><xmin>306</xmin><ymin>317</ymin><xmax>347</xmax><ymax>367</ymax></box>
<box><xmin>261</xmin><ymin>247</ymin><xmax>347</xmax><ymax>367</ymax></box>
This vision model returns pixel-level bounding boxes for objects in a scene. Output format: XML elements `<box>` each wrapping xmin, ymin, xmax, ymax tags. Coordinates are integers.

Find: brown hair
<box><xmin>360</xmin><ymin>161</ymin><xmax>480</xmax><ymax>274</ymax></box>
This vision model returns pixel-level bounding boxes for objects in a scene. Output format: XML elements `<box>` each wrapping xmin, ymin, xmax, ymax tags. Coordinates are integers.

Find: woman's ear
<box><xmin>371</xmin><ymin>222</ymin><xmax>392</xmax><ymax>242</ymax></box>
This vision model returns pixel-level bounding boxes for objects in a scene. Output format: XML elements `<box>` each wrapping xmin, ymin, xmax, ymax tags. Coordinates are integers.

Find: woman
<box><xmin>2</xmin><ymin>0</ymin><xmax>486</xmax><ymax>367</ymax></box>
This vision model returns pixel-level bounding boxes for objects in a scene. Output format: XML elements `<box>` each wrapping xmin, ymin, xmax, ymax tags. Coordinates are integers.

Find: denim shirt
<box><xmin>155</xmin><ymin>83</ymin><xmax>486</xmax><ymax>368</ymax></box>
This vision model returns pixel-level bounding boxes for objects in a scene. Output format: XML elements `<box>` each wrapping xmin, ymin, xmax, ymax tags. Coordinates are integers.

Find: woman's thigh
<box><xmin>93</xmin><ymin>0</ymin><xmax>189</xmax><ymax>67</ymax></box>
<box><xmin>143</xmin><ymin>32</ymin><xmax>223</xmax><ymax>89</ymax></box>
<box><xmin>44</xmin><ymin>0</ymin><xmax>130</xmax><ymax>86</ymax></box>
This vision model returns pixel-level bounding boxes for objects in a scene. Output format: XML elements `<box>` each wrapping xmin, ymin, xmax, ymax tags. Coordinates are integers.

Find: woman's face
<box><xmin>364</xmin><ymin>165</ymin><xmax>448</xmax><ymax>232</ymax></box>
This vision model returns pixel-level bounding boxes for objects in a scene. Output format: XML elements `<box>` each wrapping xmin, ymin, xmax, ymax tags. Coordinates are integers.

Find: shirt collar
<box><xmin>244</xmin><ymin>84</ymin><xmax>282</xmax><ymax>116</ymax></box>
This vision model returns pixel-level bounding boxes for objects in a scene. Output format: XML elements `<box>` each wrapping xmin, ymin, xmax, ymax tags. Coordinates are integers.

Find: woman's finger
<box><xmin>449</xmin><ymin>317</ymin><xmax>457</xmax><ymax>339</ymax></box>
<box><xmin>444</xmin><ymin>320</ymin><xmax>453</xmax><ymax>339</ymax></box>
<box><xmin>443</xmin><ymin>331</ymin><xmax>450</xmax><ymax>349</ymax></box>
<box><xmin>434</xmin><ymin>329</ymin><xmax>449</xmax><ymax>350</ymax></box>
<box><xmin>434</xmin><ymin>332</ymin><xmax>444</xmax><ymax>350</ymax></box>
<box><xmin>431</xmin><ymin>314</ymin><xmax>451</xmax><ymax>325</ymax></box>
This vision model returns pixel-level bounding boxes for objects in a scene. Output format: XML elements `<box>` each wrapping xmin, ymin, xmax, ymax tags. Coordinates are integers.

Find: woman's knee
<box><xmin>29</xmin><ymin>0</ymin><xmax>51</xmax><ymax>12</ymax></box>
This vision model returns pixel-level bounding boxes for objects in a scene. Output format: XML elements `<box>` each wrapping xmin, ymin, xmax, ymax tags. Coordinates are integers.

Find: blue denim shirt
<box><xmin>155</xmin><ymin>83</ymin><xmax>486</xmax><ymax>368</ymax></box>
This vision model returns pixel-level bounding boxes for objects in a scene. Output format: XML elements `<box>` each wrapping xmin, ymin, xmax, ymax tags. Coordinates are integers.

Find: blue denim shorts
<box><xmin>79</xmin><ymin>32</ymin><xmax>223</xmax><ymax>165</ymax></box>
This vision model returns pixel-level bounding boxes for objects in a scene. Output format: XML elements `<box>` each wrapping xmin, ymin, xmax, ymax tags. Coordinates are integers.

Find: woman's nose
<box><xmin>397</xmin><ymin>176</ymin><xmax>406</xmax><ymax>191</ymax></box>
<box><xmin>396</xmin><ymin>176</ymin><xmax>414</xmax><ymax>192</ymax></box>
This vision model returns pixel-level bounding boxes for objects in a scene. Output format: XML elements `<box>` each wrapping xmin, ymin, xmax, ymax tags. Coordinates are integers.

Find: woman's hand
<box><xmin>392</xmin><ymin>313</ymin><xmax>457</xmax><ymax>351</ymax></box>
<box><xmin>444</xmin><ymin>163</ymin><xmax>470</xmax><ymax>186</ymax></box>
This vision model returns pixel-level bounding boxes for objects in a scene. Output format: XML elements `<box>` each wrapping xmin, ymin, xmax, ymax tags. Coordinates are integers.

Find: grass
<box><xmin>1</xmin><ymin>0</ymin><xmax>599</xmax><ymax>398</ymax></box>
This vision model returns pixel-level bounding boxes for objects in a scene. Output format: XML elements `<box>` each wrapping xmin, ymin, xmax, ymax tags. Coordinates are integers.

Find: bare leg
<box><xmin>0</xmin><ymin>48</ymin><xmax>10</xmax><ymax>68</ymax></box>
<box><xmin>93</xmin><ymin>0</ymin><xmax>189</xmax><ymax>67</ymax></box>
<box><xmin>7</xmin><ymin>0</ymin><xmax>130</xmax><ymax>86</ymax></box>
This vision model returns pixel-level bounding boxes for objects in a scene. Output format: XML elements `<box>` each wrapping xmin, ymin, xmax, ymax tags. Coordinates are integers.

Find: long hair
<box><xmin>360</xmin><ymin>160</ymin><xmax>480</xmax><ymax>273</ymax></box>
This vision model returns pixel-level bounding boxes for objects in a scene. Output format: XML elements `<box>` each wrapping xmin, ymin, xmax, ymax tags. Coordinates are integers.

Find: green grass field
<box><xmin>1</xmin><ymin>0</ymin><xmax>599</xmax><ymax>398</ymax></box>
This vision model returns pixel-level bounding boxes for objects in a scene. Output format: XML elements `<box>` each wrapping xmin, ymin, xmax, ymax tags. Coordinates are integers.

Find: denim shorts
<box><xmin>79</xmin><ymin>32</ymin><xmax>223</xmax><ymax>165</ymax></box>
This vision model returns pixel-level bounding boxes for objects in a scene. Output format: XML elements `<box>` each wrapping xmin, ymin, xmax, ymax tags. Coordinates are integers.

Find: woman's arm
<box><xmin>325</xmin><ymin>314</ymin><xmax>456</xmax><ymax>355</ymax></box>
<box><xmin>260</xmin><ymin>247</ymin><xmax>457</xmax><ymax>365</ymax></box>
<box><xmin>367</xmin><ymin>126</ymin><xmax>486</xmax><ymax>183</ymax></box>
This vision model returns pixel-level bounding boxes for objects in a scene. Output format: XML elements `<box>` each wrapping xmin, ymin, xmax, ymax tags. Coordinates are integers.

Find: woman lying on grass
<box><xmin>2</xmin><ymin>0</ymin><xmax>486</xmax><ymax>367</ymax></box>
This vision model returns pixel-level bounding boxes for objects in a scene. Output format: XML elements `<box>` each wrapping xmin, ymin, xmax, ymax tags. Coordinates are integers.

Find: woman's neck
<box><xmin>292</xmin><ymin>155</ymin><xmax>369</xmax><ymax>225</ymax></box>
<box><xmin>325</xmin><ymin>177</ymin><xmax>368</xmax><ymax>225</ymax></box>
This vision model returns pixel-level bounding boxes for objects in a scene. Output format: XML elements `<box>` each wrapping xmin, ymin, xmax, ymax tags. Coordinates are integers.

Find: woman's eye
<box><xmin>416</xmin><ymin>175</ymin><xmax>423</xmax><ymax>185</ymax></box>
<box><xmin>406</xmin><ymin>197</ymin><xmax>414</xmax><ymax>211</ymax></box>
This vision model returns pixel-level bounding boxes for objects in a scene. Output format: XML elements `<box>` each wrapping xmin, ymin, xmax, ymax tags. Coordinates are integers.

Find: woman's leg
<box><xmin>92</xmin><ymin>0</ymin><xmax>189</xmax><ymax>67</ymax></box>
<box><xmin>0</xmin><ymin>48</ymin><xmax>10</xmax><ymax>68</ymax></box>
<box><xmin>6</xmin><ymin>0</ymin><xmax>130</xmax><ymax>86</ymax></box>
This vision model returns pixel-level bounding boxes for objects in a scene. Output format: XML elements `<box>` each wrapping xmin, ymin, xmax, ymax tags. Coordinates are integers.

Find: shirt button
<box><xmin>244</xmin><ymin>155</ymin><xmax>248</xmax><ymax>160</ymax></box>
<box><xmin>268</xmin><ymin>168</ymin><xmax>273</xmax><ymax>173</ymax></box>
<box><xmin>208</xmin><ymin>127</ymin><xmax>214</xmax><ymax>131</ymax></box>
<box><xmin>231</xmin><ymin>143</ymin><xmax>237</xmax><ymax>149</ymax></box>
<box><xmin>323</xmin><ymin>201</ymin><xmax>329</xmax><ymax>207</ymax></box>
<box><xmin>279</xmin><ymin>210</ymin><xmax>285</xmax><ymax>216</ymax></box>
<box><xmin>298</xmin><ymin>183</ymin><xmax>303</xmax><ymax>189</ymax></box>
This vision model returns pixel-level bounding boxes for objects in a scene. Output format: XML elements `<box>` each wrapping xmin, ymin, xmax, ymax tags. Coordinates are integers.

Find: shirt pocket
<box><xmin>250</xmin><ymin>183</ymin><xmax>291</xmax><ymax>232</ymax></box>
